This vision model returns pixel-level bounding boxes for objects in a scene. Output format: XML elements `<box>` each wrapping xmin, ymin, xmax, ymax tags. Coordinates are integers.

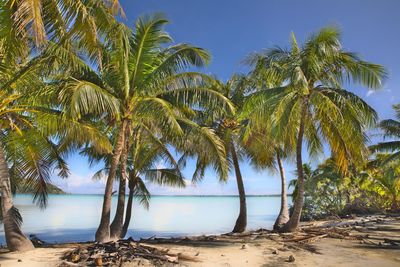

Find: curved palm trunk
<box><xmin>109</xmin><ymin>178</ymin><xmax>126</xmax><ymax>239</ymax></box>
<box><xmin>283</xmin><ymin>101</ymin><xmax>307</xmax><ymax>232</ymax></box>
<box><xmin>273</xmin><ymin>152</ymin><xmax>289</xmax><ymax>230</ymax></box>
<box><xmin>0</xmin><ymin>146</ymin><xmax>34</xmax><ymax>252</ymax></box>
<box><xmin>95</xmin><ymin>120</ymin><xmax>127</xmax><ymax>242</ymax></box>
<box><xmin>120</xmin><ymin>180</ymin><xmax>135</xmax><ymax>238</ymax></box>
<box><xmin>231</xmin><ymin>145</ymin><xmax>247</xmax><ymax>233</ymax></box>
<box><xmin>110</xmin><ymin>134</ymin><xmax>130</xmax><ymax>239</ymax></box>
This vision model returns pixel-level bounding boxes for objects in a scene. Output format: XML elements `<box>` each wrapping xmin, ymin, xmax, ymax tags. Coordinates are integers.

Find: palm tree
<box><xmin>216</xmin><ymin>76</ymin><xmax>249</xmax><ymax>233</ymax></box>
<box><xmin>244</xmin><ymin>27</ymin><xmax>386</xmax><ymax>232</ymax></box>
<box><xmin>243</xmin><ymin>64</ymin><xmax>293</xmax><ymax>231</ymax></box>
<box><xmin>373</xmin><ymin>167</ymin><xmax>400</xmax><ymax>211</ymax></box>
<box><xmin>273</xmin><ymin>149</ymin><xmax>290</xmax><ymax>229</ymax></box>
<box><xmin>109</xmin><ymin>108</ymin><xmax>231</xmax><ymax>239</ymax></box>
<box><xmin>188</xmin><ymin>75</ymin><xmax>252</xmax><ymax>233</ymax></box>
<box><xmin>0</xmin><ymin>46</ymin><xmax>111</xmax><ymax>251</ymax></box>
<box><xmin>1</xmin><ymin>0</ymin><xmax>123</xmax><ymax>55</ymax></box>
<box><xmin>86</xmin><ymin>125</ymin><xmax>186</xmax><ymax>239</ymax></box>
<box><xmin>288</xmin><ymin>162</ymin><xmax>352</xmax><ymax>219</ymax></box>
<box><xmin>0</xmin><ymin>91</ymin><xmax>36</xmax><ymax>251</ymax></box>
<box><xmin>367</xmin><ymin>155</ymin><xmax>400</xmax><ymax>211</ymax></box>
<box><xmin>121</xmin><ymin>175</ymin><xmax>150</xmax><ymax>238</ymax></box>
<box><xmin>243</xmin><ymin>125</ymin><xmax>291</xmax><ymax>230</ymax></box>
<box><xmin>119</xmin><ymin>114</ymin><xmax>232</xmax><ymax>237</ymax></box>
<box><xmin>370</xmin><ymin>105</ymin><xmax>400</xmax><ymax>163</ymax></box>
<box><xmin>120</xmin><ymin>127</ymin><xmax>186</xmax><ymax>238</ymax></box>
<box><xmin>60</xmin><ymin>14</ymin><xmax>232</xmax><ymax>242</ymax></box>
<box><xmin>288</xmin><ymin>163</ymin><xmax>313</xmax><ymax>203</ymax></box>
<box><xmin>0</xmin><ymin>5</ymin><xmax>115</xmax><ymax>248</ymax></box>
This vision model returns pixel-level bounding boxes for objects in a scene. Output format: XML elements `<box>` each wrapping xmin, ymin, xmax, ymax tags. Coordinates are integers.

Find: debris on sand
<box><xmin>62</xmin><ymin>238</ymin><xmax>200</xmax><ymax>266</ymax></box>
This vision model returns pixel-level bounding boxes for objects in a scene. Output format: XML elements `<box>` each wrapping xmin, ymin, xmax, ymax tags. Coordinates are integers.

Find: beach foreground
<box><xmin>0</xmin><ymin>215</ymin><xmax>399</xmax><ymax>267</ymax></box>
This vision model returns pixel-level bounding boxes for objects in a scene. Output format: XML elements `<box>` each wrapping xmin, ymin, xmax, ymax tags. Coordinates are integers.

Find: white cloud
<box><xmin>184</xmin><ymin>179</ymin><xmax>193</xmax><ymax>186</ymax></box>
<box><xmin>145</xmin><ymin>177</ymin><xmax>237</xmax><ymax>195</ymax></box>
<box><xmin>51</xmin><ymin>167</ymin><xmax>283</xmax><ymax>195</ymax></box>
<box><xmin>366</xmin><ymin>90</ymin><xmax>375</xmax><ymax>97</ymax></box>
<box><xmin>52</xmin><ymin>171</ymin><xmax>112</xmax><ymax>194</ymax></box>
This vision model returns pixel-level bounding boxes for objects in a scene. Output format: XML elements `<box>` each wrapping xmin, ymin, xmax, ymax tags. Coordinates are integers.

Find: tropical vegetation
<box><xmin>197</xmin><ymin>75</ymin><xmax>251</xmax><ymax>233</ymax></box>
<box><xmin>243</xmin><ymin>28</ymin><xmax>386</xmax><ymax>231</ymax></box>
<box><xmin>0</xmin><ymin>0</ymin><xmax>398</xmax><ymax>254</ymax></box>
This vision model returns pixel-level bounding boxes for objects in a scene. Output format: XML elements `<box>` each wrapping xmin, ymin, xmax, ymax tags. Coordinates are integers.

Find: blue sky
<box><xmin>53</xmin><ymin>0</ymin><xmax>400</xmax><ymax>195</ymax></box>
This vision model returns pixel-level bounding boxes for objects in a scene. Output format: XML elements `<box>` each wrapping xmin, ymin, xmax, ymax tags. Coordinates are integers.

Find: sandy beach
<box><xmin>1</xmin><ymin>215</ymin><xmax>399</xmax><ymax>267</ymax></box>
<box><xmin>1</xmin><ymin>0</ymin><xmax>399</xmax><ymax>266</ymax></box>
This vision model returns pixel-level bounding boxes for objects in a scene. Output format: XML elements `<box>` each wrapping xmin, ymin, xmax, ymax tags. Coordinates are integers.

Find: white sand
<box><xmin>1</xmin><ymin>217</ymin><xmax>400</xmax><ymax>266</ymax></box>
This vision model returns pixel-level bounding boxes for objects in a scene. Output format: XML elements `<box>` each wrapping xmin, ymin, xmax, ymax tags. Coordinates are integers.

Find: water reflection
<box><xmin>0</xmin><ymin>195</ymin><xmax>288</xmax><ymax>245</ymax></box>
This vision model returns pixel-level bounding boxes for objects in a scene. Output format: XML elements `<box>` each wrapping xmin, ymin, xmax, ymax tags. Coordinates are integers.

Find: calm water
<box><xmin>0</xmin><ymin>194</ymin><xmax>288</xmax><ymax>245</ymax></box>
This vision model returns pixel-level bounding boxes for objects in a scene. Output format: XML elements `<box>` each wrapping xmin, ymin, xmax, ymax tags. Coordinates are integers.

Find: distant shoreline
<box><xmin>15</xmin><ymin>193</ymin><xmax>291</xmax><ymax>197</ymax></box>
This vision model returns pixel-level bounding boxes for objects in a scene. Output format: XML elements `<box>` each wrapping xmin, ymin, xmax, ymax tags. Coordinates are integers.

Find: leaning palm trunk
<box><xmin>231</xmin><ymin>145</ymin><xmax>247</xmax><ymax>233</ymax></box>
<box><xmin>109</xmin><ymin>177</ymin><xmax>126</xmax><ymax>239</ymax></box>
<box><xmin>110</xmin><ymin>134</ymin><xmax>130</xmax><ymax>239</ymax></box>
<box><xmin>120</xmin><ymin>179</ymin><xmax>135</xmax><ymax>238</ymax></box>
<box><xmin>273</xmin><ymin>152</ymin><xmax>289</xmax><ymax>230</ymax></box>
<box><xmin>96</xmin><ymin>120</ymin><xmax>127</xmax><ymax>242</ymax></box>
<box><xmin>0</xmin><ymin>145</ymin><xmax>34</xmax><ymax>252</ymax></box>
<box><xmin>282</xmin><ymin>101</ymin><xmax>307</xmax><ymax>232</ymax></box>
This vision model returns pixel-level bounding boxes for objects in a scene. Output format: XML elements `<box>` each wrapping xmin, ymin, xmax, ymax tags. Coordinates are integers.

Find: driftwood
<box><xmin>295</xmin><ymin>215</ymin><xmax>400</xmax><ymax>249</ymax></box>
<box><xmin>62</xmin><ymin>239</ymin><xmax>201</xmax><ymax>266</ymax></box>
<box><xmin>60</xmin><ymin>215</ymin><xmax>399</xmax><ymax>265</ymax></box>
<box><xmin>166</xmin><ymin>252</ymin><xmax>201</xmax><ymax>262</ymax></box>
<box><xmin>251</xmin><ymin>215</ymin><xmax>400</xmax><ymax>254</ymax></box>
<box><xmin>298</xmin><ymin>234</ymin><xmax>328</xmax><ymax>244</ymax></box>
<box><xmin>384</xmin><ymin>238</ymin><xmax>400</xmax><ymax>245</ymax></box>
<box><xmin>133</xmin><ymin>252</ymin><xmax>178</xmax><ymax>263</ymax></box>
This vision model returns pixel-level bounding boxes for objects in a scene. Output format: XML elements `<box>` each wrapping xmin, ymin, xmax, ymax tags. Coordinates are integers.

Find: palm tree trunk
<box><xmin>273</xmin><ymin>151</ymin><xmax>289</xmax><ymax>230</ymax></box>
<box><xmin>110</xmin><ymin>131</ymin><xmax>130</xmax><ymax>239</ymax></box>
<box><xmin>109</xmin><ymin>177</ymin><xmax>126</xmax><ymax>239</ymax></box>
<box><xmin>283</xmin><ymin>100</ymin><xmax>307</xmax><ymax>232</ymax></box>
<box><xmin>0</xmin><ymin>145</ymin><xmax>34</xmax><ymax>252</ymax></box>
<box><xmin>231</xmin><ymin>144</ymin><xmax>247</xmax><ymax>233</ymax></box>
<box><xmin>120</xmin><ymin>179</ymin><xmax>135</xmax><ymax>238</ymax></box>
<box><xmin>95</xmin><ymin>120</ymin><xmax>127</xmax><ymax>242</ymax></box>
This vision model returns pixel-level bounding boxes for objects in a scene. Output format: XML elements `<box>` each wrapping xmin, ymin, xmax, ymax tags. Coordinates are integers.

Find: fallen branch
<box><xmin>134</xmin><ymin>252</ymin><xmax>178</xmax><ymax>263</ymax></box>
<box><xmin>281</xmin><ymin>234</ymin><xmax>327</xmax><ymax>244</ymax></box>
<box><xmin>298</xmin><ymin>234</ymin><xmax>328</xmax><ymax>244</ymax></box>
<box><xmin>167</xmin><ymin>252</ymin><xmax>201</xmax><ymax>262</ymax></box>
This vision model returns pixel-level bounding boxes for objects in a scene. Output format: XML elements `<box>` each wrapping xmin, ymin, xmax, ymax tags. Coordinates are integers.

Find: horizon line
<box><xmin>18</xmin><ymin>193</ymin><xmax>292</xmax><ymax>197</ymax></box>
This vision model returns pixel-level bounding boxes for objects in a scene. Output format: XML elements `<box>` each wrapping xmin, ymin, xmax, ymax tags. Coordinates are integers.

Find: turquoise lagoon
<box><xmin>0</xmin><ymin>195</ymin><xmax>288</xmax><ymax>245</ymax></box>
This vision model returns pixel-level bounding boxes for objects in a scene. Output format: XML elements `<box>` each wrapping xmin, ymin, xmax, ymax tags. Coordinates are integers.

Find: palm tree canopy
<box><xmin>0</xmin><ymin>0</ymin><xmax>123</xmax><ymax>57</ymax></box>
<box><xmin>243</xmin><ymin>27</ymin><xmax>387</xmax><ymax>172</ymax></box>
<box><xmin>58</xmin><ymin>14</ymin><xmax>234</xmax><ymax>182</ymax></box>
<box><xmin>370</xmin><ymin>105</ymin><xmax>400</xmax><ymax>164</ymax></box>
<box><xmin>0</xmin><ymin>28</ymin><xmax>112</xmax><ymax>208</ymax></box>
<box><xmin>87</xmin><ymin>125</ymin><xmax>186</xmax><ymax>209</ymax></box>
<box><xmin>181</xmin><ymin>75</ymin><xmax>257</xmax><ymax>183</ymax></box>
